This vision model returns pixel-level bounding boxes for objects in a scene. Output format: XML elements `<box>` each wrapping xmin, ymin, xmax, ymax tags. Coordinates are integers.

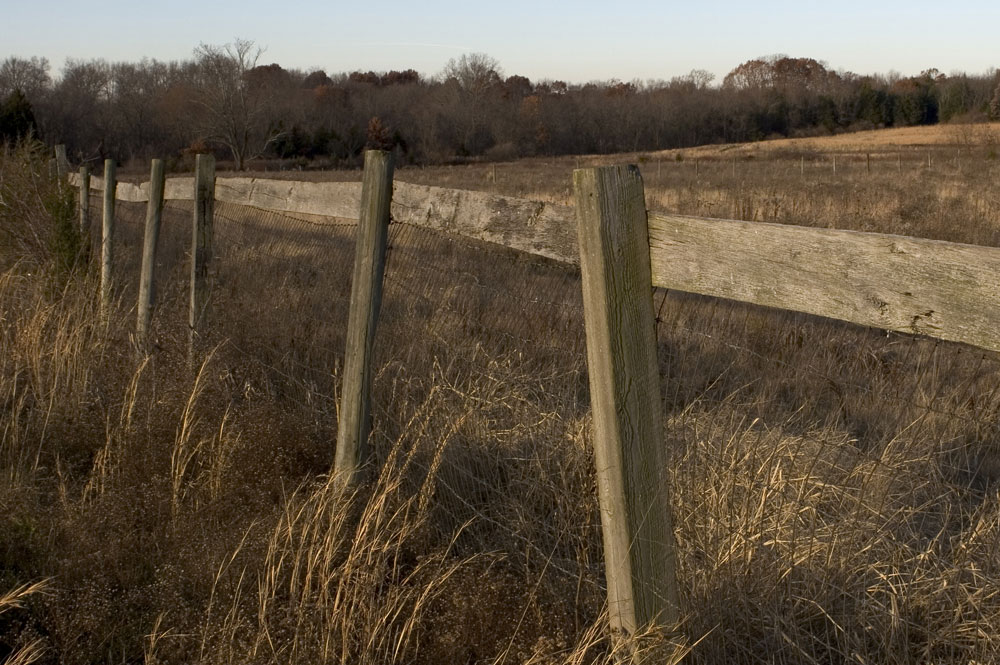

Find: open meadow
<box><xmin>4</xmin><ymin>124</ymin><xmax>1000</xmax><ymax>664</ymax></box>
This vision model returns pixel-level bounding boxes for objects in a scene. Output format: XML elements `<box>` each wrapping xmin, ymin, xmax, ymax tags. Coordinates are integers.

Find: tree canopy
<box><xmin>4</xmin><ymin>44</ymin><xmax>996</xmax><ymax>168</ymax></box>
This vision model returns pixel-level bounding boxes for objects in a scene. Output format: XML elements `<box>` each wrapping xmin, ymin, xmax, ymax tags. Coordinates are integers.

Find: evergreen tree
<box><xmin>0</xmin><ymin>89</ymin><xmax>36</xmax><ymax>142</ymax></box>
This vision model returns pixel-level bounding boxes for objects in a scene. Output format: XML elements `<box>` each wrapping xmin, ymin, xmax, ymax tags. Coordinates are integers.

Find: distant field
<box><xmin>655</xmin><ymin>121</ymin><xmax>1000</xmax><ymax>157</ymax></box>
<box><xmin>233</xmin><ymin>122</ymin><xmax>1000</xmax><ymax>224</ymax></box>
<box><xmin>232</xmin><ymin>122</ymin><xmax>1000</xmax><ymax>250</ymax></box>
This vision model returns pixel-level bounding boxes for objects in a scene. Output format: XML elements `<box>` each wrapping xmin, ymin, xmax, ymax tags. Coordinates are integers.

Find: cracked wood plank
<box><xmin>647</xmin><ymin>212</ymin><xmax>1000</xmax><ymax>353</ymax></box>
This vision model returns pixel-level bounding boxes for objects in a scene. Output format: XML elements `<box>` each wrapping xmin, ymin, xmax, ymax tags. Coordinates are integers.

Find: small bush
<box><xmin>0</xmin><ymin>140</ymin><xmax>86</xmax><ymax>280</ymax></box>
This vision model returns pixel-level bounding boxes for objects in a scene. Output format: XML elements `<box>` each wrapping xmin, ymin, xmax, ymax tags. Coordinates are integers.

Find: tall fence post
<box><xmin>189</xmin><ymin>154</ymin><xmax>216</xmax><ymax>365</ymax></box>
<box><xmin>573</xmin><ymin>165</ymin><xmax>682</xmax><ymax>656</ymax></box>
<box><xmin>100</xmin><ymin>159</ymin><xmax>117</xmax><ymax>319</ymax></box>
<box><xmin>333</xmin><ymin>150</ymin><xmax>394</xmax><ymax>485</ymax></box>
<box><xmin>78</xmin><ymin>166</ymin><xmax>91</xmax><ymax>239</ymax></box>
<box><xmin>136</xmin><ymin>159</ymin><xmax>166</xmax><ymax>350</ymax></box>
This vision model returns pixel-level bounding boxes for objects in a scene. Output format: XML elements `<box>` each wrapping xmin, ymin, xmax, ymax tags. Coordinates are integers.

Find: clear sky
<box><xmin>2</xmin><ymin>0</ymin><xmax>998</xmax><ymax>83</ymax></box>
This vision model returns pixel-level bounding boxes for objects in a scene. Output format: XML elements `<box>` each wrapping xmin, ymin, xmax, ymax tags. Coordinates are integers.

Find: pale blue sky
<box><xmin>2</xmin><ymin>0</ymin><xmax>998</xmax><ymax>83</ymax></box>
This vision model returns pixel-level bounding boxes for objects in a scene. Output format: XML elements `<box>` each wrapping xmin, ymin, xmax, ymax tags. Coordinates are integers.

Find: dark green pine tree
<box><xmin>0</xmin><ymin>89</ymin><xmax>37</xmax><ymax>142</ymax></box>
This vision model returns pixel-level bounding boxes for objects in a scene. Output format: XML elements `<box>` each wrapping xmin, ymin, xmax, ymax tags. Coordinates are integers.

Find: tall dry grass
<box><xmin>3</xmin><ymin>134</ymin><xmax>1000</xmax><ymax>664</ymax></box>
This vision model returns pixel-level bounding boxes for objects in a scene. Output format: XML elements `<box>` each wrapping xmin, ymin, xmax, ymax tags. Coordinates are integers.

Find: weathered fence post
<box><xmin>189</xmin><ymin>154</ymin><xmax>215</xmax><ymax>365</ymax></box>
<box><xmin>333</xmin><ymin>150</ymin><xmax>394</xmax><ymax>485</ymax></box>
<box><xmin>54</xmin><ymin>144</ymin><xmax>69</xmax><ymax>180</ymax></box>
<box><xmin>136</xmin><ymin>159</ymin><xmax>166</xmax><ymax>350</ymax></box>
<box><xmin>573</xmin><ymin>165</ymin><xmax>682</xmax><ymax>657</ymax></box>
<box><xmin>100</xmin><ymin>159</ymin><xmax>117</xmax><ymax>318</ymax></box>
<box><xmin>78</xmin><ymin>166</ymin><xmax>91</xmax><ymax>238</ymax></box>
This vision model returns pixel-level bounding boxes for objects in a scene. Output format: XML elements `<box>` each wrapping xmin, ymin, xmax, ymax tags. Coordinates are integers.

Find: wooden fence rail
<box><xmin>71</xmin><ymin>174</ymin><xmax>577</xmax><ymax>262</ymax></box>
<box><xmin>646</xmin><ymin>212</ymin><xmax>1000</xmax><ymax>353</ymax></box>
<box><xmin>69</xmin><ymin>171</ymin><xmax>1000</xmax><ymax>357</ymax></box>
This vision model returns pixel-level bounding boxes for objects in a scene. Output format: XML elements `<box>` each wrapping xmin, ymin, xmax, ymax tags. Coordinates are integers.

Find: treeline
<box><xmin>2</xmin><ymin>45</ymin><xmax>999</xmax><ymax>169</ymax></box>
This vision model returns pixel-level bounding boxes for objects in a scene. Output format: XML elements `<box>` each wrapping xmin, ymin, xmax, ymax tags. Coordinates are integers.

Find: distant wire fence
<box><xmin>373</xmin><ymin>218</ymin><xmax>594</xmax><ymax>580</ymax></box>
<box><xmin>210</xmin><ymin>200</ymin><xmax>356</xmax><ymax>412</ymax></box>
<box><xmin>87</xmin><ymin>191</ymin><xmax>358</xmax><ymax>422</ymax></box>
<box><xmin>71</xmin><ymin>149</ymin><xmax>1000</xmax><ymax>661</ymax></box>
<box><xmin>80</xmin><ymin>160</ymin><xmax>600</xmax><ymax>596</ymax></box>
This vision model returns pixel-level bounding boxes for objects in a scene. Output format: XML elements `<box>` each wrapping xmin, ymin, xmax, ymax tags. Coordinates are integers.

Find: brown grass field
<box><xmin>4</xmin><ymin>123</ymin><xmax>1000</xmax><ymax>664</ymax></box>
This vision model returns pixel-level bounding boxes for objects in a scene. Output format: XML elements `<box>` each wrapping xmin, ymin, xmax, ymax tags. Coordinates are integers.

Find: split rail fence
<box><xmin>67</xmin><ymin>148</ymin><xmax>1000</xmax><ymax>660</ymax></box>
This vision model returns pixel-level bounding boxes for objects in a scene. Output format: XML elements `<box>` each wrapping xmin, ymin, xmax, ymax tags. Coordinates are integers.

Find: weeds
<box><xmin>0</xmin><ymin>141</ymin><xmax>86</xmax><ymax>281</ymax></box>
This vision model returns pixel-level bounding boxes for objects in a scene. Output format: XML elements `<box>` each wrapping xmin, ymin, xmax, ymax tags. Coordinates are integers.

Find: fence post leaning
<box><xmin>333</xmin><ymin>149</ymin><xmax>394</xmax><ymax>486</ymax></box>
<box><xmin>78</xmin><ymin>166</ymin><xmax>91</xmax><ymax>241</ymax></box>
<box><xmin>100</xmin><ymin>159</ymin><xmax>117</xmax><ymax>319</ymax></box>
<box><xmin>189</xmin><ymin>154</ymin><xmax>216</xmax><ymax>365</ymax></box>
<box><xmin>136</xmin><ymin>159</ymin><xmax>166</xmax><ymax>350</ymax></box>
<box><xmin>573</xmin><ymin>165</ymin><xmax>682</xmax><ymax>657</ymax></box>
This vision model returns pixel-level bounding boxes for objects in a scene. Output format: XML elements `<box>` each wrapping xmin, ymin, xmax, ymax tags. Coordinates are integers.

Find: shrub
<box><xmin>0</xmin><ymin>140</ymin><xmax>85</xmax><ymax>280</ymax></box>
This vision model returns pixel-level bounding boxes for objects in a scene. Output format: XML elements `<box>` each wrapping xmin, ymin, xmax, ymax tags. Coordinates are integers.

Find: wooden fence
<box><xmin>67</xmin><ymin>147</ymin><xmax>1000</xmax><ymax>661</ymax></box>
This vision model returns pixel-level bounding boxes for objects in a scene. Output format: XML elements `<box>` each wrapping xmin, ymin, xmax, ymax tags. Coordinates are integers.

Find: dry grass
<box><xmin>4</xmin><ymin>128</ymin><xmax>1000</xmax><ymax>663</ymax></box>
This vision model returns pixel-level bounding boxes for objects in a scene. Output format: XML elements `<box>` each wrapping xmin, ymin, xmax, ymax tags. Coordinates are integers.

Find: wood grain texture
<box><xmin>215</xmin><ymin>178</ymin><xmax>361</xmax><ymax>218</ymax></box>
<box><xmin>390</xmin><ymin>181</ymin><xmax>576</xmax><ymax>264</ymax></box>
<box><xmin>334</xmin><ymin>151</ymin><xmax>394</xmax><ymax>484</ymax></box>
<box><xmin>136</xmin><ymin>160</ymin><xmax>165</xmax><ymax>349</ymax></box>
<box><xmin>100</xmin><ymin>160</ymin><xmax>116</xmax><ymax>318</ymax></box>
<box><xmin>574</xmin><ymin>166</ymin><xmax>681</xmax><ymax>646</ymax></box>
<box><xmin>647</xmin><ymin>212</ymin><xmax>1000</xmax><ymax>353</ymax></box>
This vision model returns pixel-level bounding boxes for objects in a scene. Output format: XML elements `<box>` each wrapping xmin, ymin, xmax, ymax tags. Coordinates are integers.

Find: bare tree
<box><xmin>438</xmin><ymin>53</ymin><xmax>504</xmax><ymax>155</ymax></box>
<box><xmin>0</xmin><ymin>56</ymin><xmax>51</xmax><ymax>100</ymax></box>
<box><xmin>441</xmin><ymin>53</ymin><xmax>502</xmax><ymax>93</ymax></box>
<box><xmin>192</xmin><ymin>39</ymin><xmax>283</xmax><ymax>170</ymax></box>
<box><xmin>44</xmin><ymin>59</ymin><xmax>113</xmax><ymax>158</ymax></box>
